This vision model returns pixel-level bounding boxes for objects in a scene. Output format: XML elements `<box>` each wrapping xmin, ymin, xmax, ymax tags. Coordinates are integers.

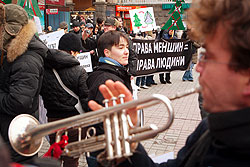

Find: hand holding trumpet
<box><xmin>88</xmin><ymin>80</ymin><xmax>138</xmax><ymax>126</ymax></box>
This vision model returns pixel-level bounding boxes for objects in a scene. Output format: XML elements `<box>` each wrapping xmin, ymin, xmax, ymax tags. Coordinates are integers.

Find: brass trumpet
<box><xmin>8</xmin><ymin>87</ymin><xmax>200</xmax><ymax>160</ymax></box>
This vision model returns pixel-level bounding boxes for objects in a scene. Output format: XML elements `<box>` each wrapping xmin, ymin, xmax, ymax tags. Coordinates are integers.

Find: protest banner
<box><xmin>39</xmin><ymin>30</ymin><xmax>64</xmax><ymax>49</ymax></box>
<box><xmin>76</xmin><ymin>52</ymin><xmax>93</xmax><ymax>73</ymax></box>
<box><xmin>129</xmin><ymin>7</ymin><xmax>157</xmax><ymax>33</ymax></box>
<box><xmin>132</xmin><ymin>38</ymin><xmax>192</xmax><ymax>76</ymax></box>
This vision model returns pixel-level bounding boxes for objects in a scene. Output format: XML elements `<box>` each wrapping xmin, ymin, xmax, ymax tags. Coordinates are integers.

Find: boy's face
<box><xmin>105</xmin><ymin>37</ymin><xmax>129</xmax><ymax>66</ymax></box>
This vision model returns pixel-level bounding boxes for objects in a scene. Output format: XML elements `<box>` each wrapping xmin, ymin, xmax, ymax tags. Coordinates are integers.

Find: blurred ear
<box><xmin>104</xmin><ymin>48</ymin><xmax>110</xmax><ymax>57</ymax></box>
<box><xmin>243</xmin><ymin>71</ymin><xmax>250</xmax><ymax>96</ymax></box>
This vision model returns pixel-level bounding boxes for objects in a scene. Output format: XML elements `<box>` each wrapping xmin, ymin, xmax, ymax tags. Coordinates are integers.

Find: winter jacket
<box><xmin>86</xmin><ymin>62</ymin><xmax>132</xmax><ymax>161</ymax></box>
<box><xmin>40</xmin><ymin>49</ymin><xmax>88</xmax><ymax>118</ymax></box>
<box><xmin>119</xmin><ymin>107</ymin><xmax>250</xmax><ymax>167</ymax></box>
<box><xmin>87</xmin><ymin>63</ymin><xmax>132</xmax><ymax>133</ymax></box>
<box><xmin>87</xmin><ymin>62</ymin><xmax>132</xmax><ymax>106</ymax></box>
<box><xmin>0</xmin><ymin>21</ymin><xmax>48</xmax><ymax>162</ymax></box>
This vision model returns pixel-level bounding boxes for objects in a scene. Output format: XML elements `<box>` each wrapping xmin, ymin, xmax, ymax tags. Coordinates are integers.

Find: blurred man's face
<box><xmin>118</xmin><ymin>18</ymin><xmax>123</xmax><ymax>28</ymax></box>
<box><xmin>48</xmin><ymin>26</ymin><xmax>52</xmax><ymax>31</ymax></box>
<box><xmin>73</xmin><ymin>26</ymin><xmax>80</xmax><ymax>32</ymax></box>
<box><xmin>87</xmin><ymin>27</ymin><xmax>93</xmax><ymax>34</ymax></box>
<box><xmin>196</xmin><ymin>23</ymin><xmax>249</xmax><ymax>113</ymax></box>
<box><xmin>168</xmin><ymin>30</ymin><xmax>174</xmax><ymax>36</ymax></box>
<box><xmin>80</xmin><ymin>25</ymin><xmax>85</xmax><ymax>30</ymax></box>
<box><xmin>104</xmin><ymin>25</ymin><xmax>116</xmax><ymax>32</ymax></box>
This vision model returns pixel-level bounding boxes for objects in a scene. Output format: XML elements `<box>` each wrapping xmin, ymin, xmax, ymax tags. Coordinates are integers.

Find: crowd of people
<box><xmin>1</xmin><ymin>0</ymin><xmax>250</xmax><ymax>166</ymax></box>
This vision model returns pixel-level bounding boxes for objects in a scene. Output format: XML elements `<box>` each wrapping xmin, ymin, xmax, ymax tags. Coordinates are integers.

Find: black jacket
<box><xmin>0</xmin><ymin>21</ymin><xmax>48</xmax><ymax>163</ymax></box>
<box><xmin>87</xmin><ymin>63</ymin><xmax>132</xmax><ymax>134</ymax></box>
<box><xmin>87</xmin><ymin>62</ymin><xmax>132</xmax><ymax>106</ymax></box>
<box><xmin>86</xmin><ymin>62</ymin><xmax>132</xmax><ymax>160</ymax></box>
<box><xmin>40</xmin><ymin>49</ymin><xmax>89</xmax><ymax>118</ymax></box>
<box><xmin>120</xmin><ymin>107</ymin><xmax>250</xmax><ymax>167</ymax></box>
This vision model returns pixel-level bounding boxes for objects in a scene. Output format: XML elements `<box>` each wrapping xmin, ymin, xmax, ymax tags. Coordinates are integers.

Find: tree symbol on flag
<box><xmin>18</xmin><ymin>0</ymin><xmax>42</xmax><ymax>18</ymax></box>
<box><xmin>133</xmin><ymin>13</ymin><xmax>142</xmax><ymax>28</ymax></box>
<box><xmin>168</xmin><ymin>0</ymin><xmax>184</xmax><ymax>15</ymax></box>
<box><xmin>162</xmin><ymin>0</ymin><xmax>185</xmax><ymax>30</ymax></box>
<box><xmin>144</xmin><ymin>11</ymin><xmax>153</xmax><ymax>25</ymax></box>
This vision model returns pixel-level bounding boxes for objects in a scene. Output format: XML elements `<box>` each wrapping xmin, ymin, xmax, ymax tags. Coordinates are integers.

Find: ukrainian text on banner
<box><xmin>132</xmin><ymin>39</ymin><xmax>192</xmax><ymax>76</ymax></box>
<box><xmin>77</xmin><ymin>52</ymin><xmax>93</xmax><ymax>73</ymax></box>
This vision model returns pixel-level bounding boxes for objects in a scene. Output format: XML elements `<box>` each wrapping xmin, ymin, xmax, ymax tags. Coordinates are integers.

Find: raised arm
<box><xmin>88</xmin><ymin>79</ymin><xmax>137</xmax><ymax>125</ymax></box>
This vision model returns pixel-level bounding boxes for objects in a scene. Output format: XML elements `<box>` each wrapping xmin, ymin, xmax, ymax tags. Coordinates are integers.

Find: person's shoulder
<box><xmin>87</xmin><ymin>69</ymin><xmax>111</xmax><ymax>87</ymax></box>
<box><xmin>89</xmin><ymin>64</ymin><xmax>120</xmax><ymax>79</ymax></box>
<box><xmin>187</xmin><ymin>118</ymin><xmax>208</xmax><ymax>143</ymax></box>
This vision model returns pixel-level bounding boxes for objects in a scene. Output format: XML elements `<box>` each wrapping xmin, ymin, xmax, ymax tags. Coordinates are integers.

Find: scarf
<box><xmin>99</xmin><ymin>57</ymin><xmax>123</xmax><ymax>67</ymax></box>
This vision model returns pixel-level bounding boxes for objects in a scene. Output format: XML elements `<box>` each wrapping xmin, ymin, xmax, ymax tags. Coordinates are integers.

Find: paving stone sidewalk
<box><xmin>38</xmin><ymin>68</ymin><xmax>202</xmax><ymax>166</ymax></box>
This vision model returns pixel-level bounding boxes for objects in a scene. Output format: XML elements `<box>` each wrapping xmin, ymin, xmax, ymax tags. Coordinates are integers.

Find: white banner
<box><xmin>39</xmin><ymin>30</ymin><xmax>64</xmax><ymax>49</ymax></box>
<box><xmin>77</xmin><ymin>52</ymin><xmax>93</xmax><ymax>72</ymax></box>
<box><xmin>129</xmin><ymin>7</ymin><xmax>157</xmax><ymax>33</ymax></box>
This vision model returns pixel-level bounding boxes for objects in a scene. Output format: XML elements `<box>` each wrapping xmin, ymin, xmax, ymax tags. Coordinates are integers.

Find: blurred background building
<box><xmin>2</xmin><ymin>0</ymin><xmax>192</xmax><ymax>33</ymax></box>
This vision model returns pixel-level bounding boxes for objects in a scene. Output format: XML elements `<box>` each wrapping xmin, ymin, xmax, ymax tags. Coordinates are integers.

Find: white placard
<box><xmin>33</xmin><ymin>16</ymin><xmax>43</xmax><ymax>34</ymax></box>
<box><xmin>39</xmin><ymin>30</ymin><xmax>65</xmax><ymax>49</ymax></box>
<box><xmin>76</xmin><ymin>52</ymin><xmax>93</xmax><ymax>72</ymax></box>
<box><xmin>129</xmin><ymin>7</ymin><xmax>157</xmax><ymax>33</ymax></box>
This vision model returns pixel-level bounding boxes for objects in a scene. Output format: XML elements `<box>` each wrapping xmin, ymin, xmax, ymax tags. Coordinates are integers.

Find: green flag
<box><xmin>168</xmin><ymin>0</ymin><xmax>184</xmax><ymax>14</ymax></box>
<box><xmin>17</xmin><ymin>0</ymin><xmax>42</xmax><ymax>18</ymax></box>
<box><xmin>173</xmin><ymin>0</ymin><xmax>185</xmax><ymax>2</ymax></box>
<box><xmin>0</xmin><ymin>0</ymin><xmax>12</xmax><ymax>4</ymax></box>
<box><xmin>162</xmin><ymin>11</ymin><xmax>185</xmax><ymax>30</ymax></box>
<box><xmin>162</xmin><ymin>0</ymin><xmax>185</xmax><ymax>30</ymax></box>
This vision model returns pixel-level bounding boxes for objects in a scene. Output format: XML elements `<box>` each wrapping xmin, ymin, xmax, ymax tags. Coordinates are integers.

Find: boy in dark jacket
<box><xmin>86</xmin><ymin>30</ymin><xmax>132</xmax><ymax>167</ymax></box>
<box><xmin>40</xmin><ymin>33</ymin><xmax>89</xmax><ymax>167</ymax></box>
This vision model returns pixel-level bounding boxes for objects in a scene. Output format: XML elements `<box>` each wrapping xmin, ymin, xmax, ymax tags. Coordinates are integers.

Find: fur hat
<box><xmin>1</xmin><ymin>4</ymin><xmax>29</xmax><ymax>51</ymax></box>
<box><xmin>4</xmin><ymin>4</ymin><xmax>28</xmax><ymax>36</ymax></box>
<box><xmin>0</xmin><ymin>4</ymin><xmax>4</xmax><ymax>50</ymax></box>
<box><xmin>58</xmin><ymin>33</ymin><xmax>84</xmax><ymax>52</ymax></box>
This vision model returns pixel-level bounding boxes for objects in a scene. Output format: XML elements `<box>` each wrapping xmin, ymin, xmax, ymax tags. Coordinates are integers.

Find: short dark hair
<box><xmin>104</xmin><ymin>18</ymin><xmax>116</xmax><ymax>26</ymax></box>
<box><xmin>97</xmin><ymin>30</ymin><xmax>129</xmax><ymax>57</ymax></box>
<box><xmin>115</xmin><ymin>16</ymin><xmax>122</xmax><ymax>21</ymax></box>
<box><xmin>72</xmin><ymin>21</ymin><xmax>80</xmax><ymax>28</ymax></box>
<box><xmin>97</xmin><ymin>17</ymin><xmax>104</xmax><ymax>25</ymax></box>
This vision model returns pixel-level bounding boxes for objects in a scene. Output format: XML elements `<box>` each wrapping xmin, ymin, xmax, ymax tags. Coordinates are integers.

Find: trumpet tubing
<box><xmin>8</xmin><ymin>87</ymin><xmax>200</xmax><ymax>159</ymax></box>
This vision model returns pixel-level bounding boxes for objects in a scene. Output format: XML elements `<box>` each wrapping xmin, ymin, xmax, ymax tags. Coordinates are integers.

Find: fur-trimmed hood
<box><xmin>6</xmin><ymin>20</ymin><xmax>47</xmax><ymax>62</ymax></box>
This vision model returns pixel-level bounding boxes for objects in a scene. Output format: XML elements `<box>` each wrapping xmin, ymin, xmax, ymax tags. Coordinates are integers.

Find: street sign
<box><xmin>46</xmin><ymin>8</ymin><xmax>58</xmax><ymax>15</ymax></box>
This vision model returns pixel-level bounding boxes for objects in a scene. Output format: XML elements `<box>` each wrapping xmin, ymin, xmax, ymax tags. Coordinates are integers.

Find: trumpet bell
<box><xmin>8</xmin><ymin>114</ymin><xmax>43</xmax><ymax>156</ymax></box>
